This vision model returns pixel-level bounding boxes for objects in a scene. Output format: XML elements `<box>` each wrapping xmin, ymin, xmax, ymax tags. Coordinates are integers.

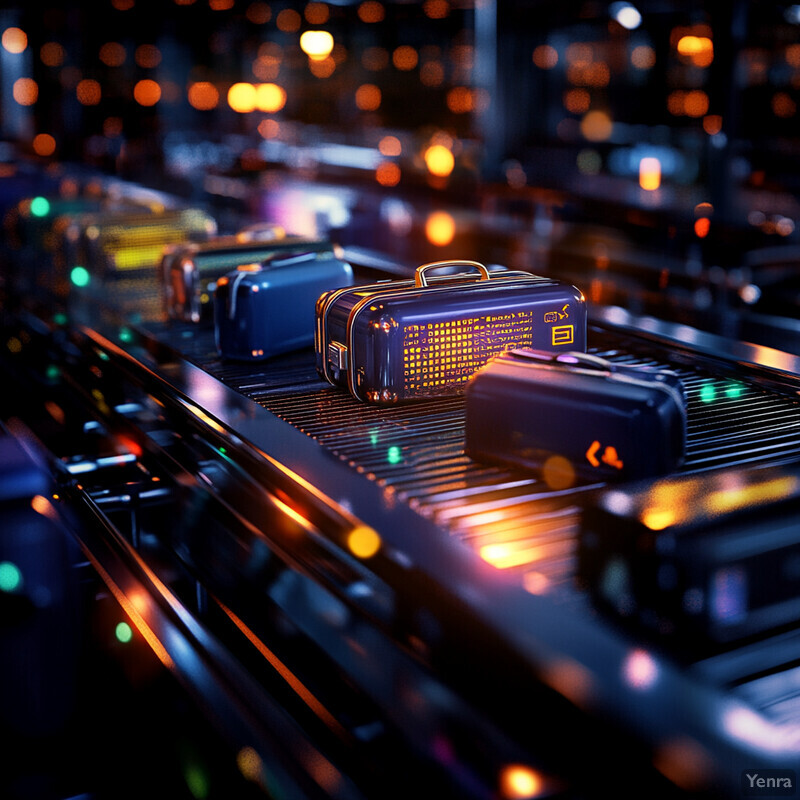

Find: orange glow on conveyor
<box><xmin>218</xmin><ymin>600</ymin><xmax>348</xmax><ymax>738</ymax></box>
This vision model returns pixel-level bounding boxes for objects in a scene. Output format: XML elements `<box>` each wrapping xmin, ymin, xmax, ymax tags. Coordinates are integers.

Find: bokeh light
<box><xmin>255</xmin><ymin>82</ymin><xmax>286</xmax><ymax>112</ymax></box>
<box><xmin>13</xmin><ymin>77</ymin><xmax>38</xmax><ymax>106</ymax></box>
<box><xmin>188</xmin><ymin>81</ymin><xmax>219</xmax><ymax>110</ymax></box>
<box><xmin>425</xmin><ymin>210</ymin><xmax>456</xmax><ymax>246</ymax></box>
<box><xmin>2</xmin><ymin>27</ymin><xmax>27</xmax><ymax>54</ymax></box>
<box><xmin>33</xmin><ymin>133</ymin><xmax>56</xmax><ymax>156</ymax></box>
<box><xmin>355</xmin><ymin>83</ymin><xmax>381</xmax><ymax>111</ymax></box>
<box><xmin>133</xmin><ymin>79</ymin><xmax>161</xmax><ymax>106</ymax></box>
<box><xmin>228</xmin><ymin>82</ymin><xmax>257</xmax><ymax>112</ymax></box>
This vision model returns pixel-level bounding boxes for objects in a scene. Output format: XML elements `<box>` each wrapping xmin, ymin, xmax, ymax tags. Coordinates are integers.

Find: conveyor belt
<box><xmin>146</xmin><ymin>318</ymin><xmax>800</xmax><ymax>601</ymax></box>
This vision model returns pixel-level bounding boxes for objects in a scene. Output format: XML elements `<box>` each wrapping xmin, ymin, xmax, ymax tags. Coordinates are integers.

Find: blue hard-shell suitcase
<box><xmin>161</xmin><ymin>229</ymin><xmax>337</xmax><ymax>323</ymax></box>
<box><xmin>214</xmin><ymin>249</ymin><xmax>354</xmax><ymax>361</ymax></box>
<box><xmin>464</xmin><ymin>349</ymin><xmax>687</xmax><ymax>482</ymax></box>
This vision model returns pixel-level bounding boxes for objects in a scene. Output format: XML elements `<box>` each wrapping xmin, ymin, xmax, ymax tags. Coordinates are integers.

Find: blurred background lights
<box><xmin>425</xmin><ymin>210</ymin><xmax>456</xmax><ymax>246</ymax></box>
<box><xmin>580</xmin><ymin>110</ymin><xmax>613</xmax><ymax>141</ymax></box>
<box><xmin>70</xmin><ymin>266</ymin><xmax>91</xmax><ymax>287</ymax></box>
<box><xmin>228</xmin><ymin>82</ymin><xmax>257</xmax><ymax>112</ymax></box>
<box><xmin>424</xmin><ymin>144</ymin><xmax>455</xmax><ymax>177</ymax></box>
<box><xmin>13</xmin><ymin>77</ymin><xmax>38</xmax><ymax>106</ymax></box>
<box><xmin>358</xmin><ymin>1</ymin><xmax>386</xmax><ymax>24</ymax></box>
<box><xmin>499</xmin><ymin>764</ymin><xmax>543</xmax><ymax>799</ymax></box>
<box><xmin>611</xmin><ymin>2</ymin><xmax>642</xmax><ymax>30</ymax></box>
<box><xmin>77</xmin><ymin>79</ymin><xmax>102</xmax><ymax>106</ymax></box>
<box><xmin>676</xmin><ymin>35</ymin><xmax>714</xmax><ymax>67</ymax></box>
<box><xmin>134</xmin><ymin>79</ymin><xmax>161</xmax><ymax>106</ymax></box>
<box><xmin>423</xmin><ymin>0</ymin><xmax>449</xmax><ymax>19</ymax></box>
<box><xmin>639</xmin><ymin>157</ymin><xmax>661</xmax><ymax>190</ymax></box>
<box><xmin>40</xmin><ymin>41</ymin><xmax>65</xmax><ymax>66</ymax></box>
<box><xmin>300</xmin><ymin>30</ymin><xmax>334</xmax><ymax>61</ymax></box>
<box><xmin>255</xmin><ymin>83</ymin><xmax>286</xmax><ymax>113</ymax></box>
<box><xmin>355</xmin><ymin>83</ymin><xmax>381</xmax><ymax>111</ymax></box>
<box><xmin>30</xmin><ymin>196</ymin><xmax>51</xmax><ymax>216</ymax></box>
<box><xmin>393</xmin><ymin>45</ymin><xmax>419</xmax><ymax>71</ymax></box>
<box><xmin>99</xmin><ymin>41</ymin><xmax>126</xmax><ymax>67</ymax></box>
<box><xmin>237</xmin><ymin>747</ymin><xmax>263</xmax><ymax>782</ymax></box>
<box><xmin>135</xmin><ymin>44</ymin><xmax>162</xmax><ymax>69</ymax></box>
<box><xmin>631</xmin><ymin>44</ymin><xmax>656</xmax><ymax>69</ymax></box>
<box><xmin>378</xmin><ymin>135</ymin><xmax>402</xmax><ymax>156</ymax></box>
<box><xmin>532</xmin><ymin>44</ymin><xmax>558</xmax><ymax>69</ymax></box>
<box><xmin>0</xmin><ymin>561</ymin><xmax>22</xmax><ymax>592</ymax></box>
<box><xmin>276</xmin><ymin>8</ymin><xmax>301</xmax><ymax>32</ymax></box>
<box><xmin>2</xmin><ymin>27</ymin><xmax>27</xmax><ymax>54</ymax></box>
<box><xmin>305</xmin><ymin>2</ymin><xmax>330</xmax><ymax>24</ymax></box>
<box><xmin>188</xmin><ymin>81</ymin><xmax>220</xmax><ymax>110</ymax></box>
<box><xmin>694</xmin><ymin>217</ymin><xmax>711</xmax><ymax>237</ymax></box>
<box><xmin>623</xmin><ymin>648</ymin><xmax>659</xmax><ymax>690</ymax></box>
<box><xmin>375</xmin><ymin>161</ymin><xmax>401</xmax><ymax>186</ymax></box>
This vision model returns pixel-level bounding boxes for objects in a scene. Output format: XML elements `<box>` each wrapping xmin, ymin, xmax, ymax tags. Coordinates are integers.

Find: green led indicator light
<box><xmin>699</xmin><ymin>383</ymin><xmax>716</xmax><ymax>403</ymax></box>
<box><xmin>219</xmin><ymin>446</ymin><xmax>226</xmax><ymax>455</ymax></box>
<box><xmin>53</xmin><ymin>312</ymin><xmax>68</xmax><ymax>325</ymax></box>
<box><xmin>725</xmin><ymin>383</ymin><xmax>743</xmax><ymax>399</ymax></box>
<box><xmin>30</xmin><ymin>196</ymin><xmax>51</xmax><ymax>217</ymax></box>
<box><xmin>70</xmin><ymin>266</ymin><xmax>90</xmax><ymax>287</ymax></box>
<box><xmin>369</xmin><ymin>430</ymin><xmax>379</xmax><ymax>446</ymax></box>
<box><xmin>0</xmin><ymin>561</ymin><xmax>22</xmax><ymax>593</ymax></box>
<box><xmin>387</xmin><ymin>445</ymin><xmax>402</xmax><ymax>465</ymax></box>
<box><xmin>115</xmin><ymin>621</ymin><xmax>133</xmax><ymax>643</ymax></box>
<box><xmin>45</xmin><ymin>364</ymin><xmax>60</xmax><ymax>381</ymax></box>
<box><xmin>119</xmin><ymin>327</ymin><xmax>133</xmax><ymax>344</ymax></box>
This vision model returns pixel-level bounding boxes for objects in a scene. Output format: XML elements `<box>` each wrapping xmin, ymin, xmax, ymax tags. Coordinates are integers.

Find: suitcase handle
<box><xmin>510</xmin><ymin>348</ymin><xmax>612</xmax><ymax>372</ymax></box>
<box><xmin>414</xmin><ymin>260</ymin><xmax>490</xmax><ymax>287</ymax></box>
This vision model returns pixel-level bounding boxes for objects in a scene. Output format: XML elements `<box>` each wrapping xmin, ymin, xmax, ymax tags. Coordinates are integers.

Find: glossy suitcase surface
<box><xmin>315</xmin><ymin>260</ymin><xmax>587</xmax><ymax>404</ymax></box>
<box><xmin>578</xmin><ymin>463</ymin><xmax>800</xmax><ymax>643</ymax></box>
<box><xmin>464</xmin><ymin>349</ymin><xmax>687</xmax><ymax>481</ymax></box>
<box><xmin>214</xmin><ymin>250</ymin><xmax>354</xmax><ymax>361</ymax></box>
<box><xmin>160</xmin><ymin>227</ymin><xmax>340</xmax><ymax>324</ymax></box>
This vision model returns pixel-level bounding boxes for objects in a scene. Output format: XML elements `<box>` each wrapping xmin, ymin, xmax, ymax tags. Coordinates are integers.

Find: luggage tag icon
<box><xmin>586</xmin><ymin>440</ymin><xmax>624</xmax><ymax>470</ymax></box>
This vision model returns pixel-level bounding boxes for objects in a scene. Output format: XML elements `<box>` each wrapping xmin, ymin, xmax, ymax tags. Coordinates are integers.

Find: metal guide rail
<box><xmin>5</xmin><ymin>282</ymin><xmax>800</xmax><ymax>798</ymax></box>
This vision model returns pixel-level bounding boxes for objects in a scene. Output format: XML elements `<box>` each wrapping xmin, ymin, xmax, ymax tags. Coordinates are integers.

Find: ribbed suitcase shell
<box><xmin>214</xmin><ymin>250</ymin><xmax>353</xmax><ymax>361</ymax></box>
<box><xmin>464</xmin><ymin>349</ymin><xmax>687</xmax><ymax>481</ymax></box>
<box><xmin>316</xmin><ymin>261</ymin><xmax>586</xmax><ymax>404</ymax></box>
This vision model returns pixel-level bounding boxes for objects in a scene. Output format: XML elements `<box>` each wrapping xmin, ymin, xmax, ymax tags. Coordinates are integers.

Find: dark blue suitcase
<box><xmin>578</xmin><ymin>462</ymin><xmax>800</xmax><ymax>643</ymax></box>
<box><xmin>464</xmin><ymin>349</ymin><xmax>687</xmax><ymax>482</ymax></box>
<box><xmin>214</xmin><ymin>249</ymin><xmax>354</xmax><ymax>361</ymax></box>
<box><xmin>315</xmin><ymin>260</ymin><xmax>587</xmax><ymax>404</ymax></box>
<box><xmin>160</xmin><ymin>228</ymin><xmax>335</xmax><ymax>323</ymax></box>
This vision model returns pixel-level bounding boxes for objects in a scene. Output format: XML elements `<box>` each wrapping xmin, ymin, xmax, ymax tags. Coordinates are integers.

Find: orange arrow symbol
<box><xmin>586</xmin><ymin>440</ymin><xmax>601</xmax><ymax>467</ymax></box>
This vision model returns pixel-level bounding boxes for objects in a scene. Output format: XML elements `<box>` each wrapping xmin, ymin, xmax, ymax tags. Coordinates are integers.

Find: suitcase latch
<box><xmin>328</xmin><ymin>341</ymin><xmax>348</xmax><ymax>371</ymax></box>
